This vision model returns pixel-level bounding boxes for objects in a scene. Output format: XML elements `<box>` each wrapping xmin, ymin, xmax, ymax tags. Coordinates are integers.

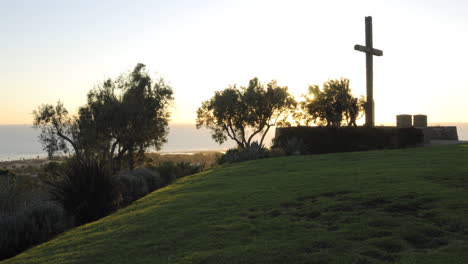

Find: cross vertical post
<box><xmin>365</xmin><ymin>17</ymin><xmax>374</xmax><ymax>127</ymax></box>
<box><xmin>354</xmin><ymin>16</ymin><xmax>383</xmax><ymax>127</ymax></box>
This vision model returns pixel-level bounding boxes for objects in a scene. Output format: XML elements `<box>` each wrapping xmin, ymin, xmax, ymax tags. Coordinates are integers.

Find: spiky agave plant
<box><xmin>42</xmin><ymin>157</ymin><xmax>118</xmax><ymax>225</ymax></box>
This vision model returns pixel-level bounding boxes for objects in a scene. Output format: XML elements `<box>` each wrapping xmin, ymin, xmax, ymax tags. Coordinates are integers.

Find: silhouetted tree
<box><xmin>196</xmin><ymin>78</ymin><xmax>296</xmax><ymax>148</ymax></box>
<box><xmin>33</xmin><ymin>63</ymin><xmax>174</xmax><ymax>170</ymax></box>
<box><xmin>33</xmin><ymin>102</ymin><xmax>81</xmax><ymax>159</ymax></box>
<box><xmin>298</xmin><ymin>78</ymin><xmax>364</xmax><ymax>127</ymax></box>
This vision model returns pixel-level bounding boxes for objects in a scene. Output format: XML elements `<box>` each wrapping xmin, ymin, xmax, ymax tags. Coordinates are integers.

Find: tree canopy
<box><xmin>298</xmin><ymin>78</ymin><xmax>364</xmax><ymax>127</ymax></box>
<box><xmin>33</xmin><ymin>102</ymin><xmax>80</xmax><ymax>158</ymax></box>
<box><xmin>33</xmin><ymin>63</ymin><xmax>173</xmax><ymax>170</ymax></box>
<box><xmin>196</xmin><ymin>78</ymin><xmax>296</xmax><ymax>148</ymax></box>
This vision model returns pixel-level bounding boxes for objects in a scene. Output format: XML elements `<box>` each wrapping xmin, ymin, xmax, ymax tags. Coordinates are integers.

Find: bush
<box><xmin>267</xmin><ymin>147</ymin><xmax>287</xmax><ymax>158</ymax></box>
<box><xmin>0</xmin><ymin>175</ymin><xmax>46</xmax><ymax>215</ymax></box>
<box><xmin>146</xmin><ymin>152</ymin><xmax>221</xmax><ymax>170</ymax></box>
<box><xmin>41</xmin><ymin>161</ymin><xmax>65</xmax><ymax>177</ymax></box>
<box><xmin>0</xmin><ymin>201</ymin><xmax>70</xmax><ymax>261</ymax></box>
<box><xmin>156</xmin><ymin>162</ymin><xmax>179</xmax><ymax>184</ymax></box>
<box><xmin>157</xmin><ymin>161</ymin><xmax>205</xmax><ymax>184</ymax></box>
<box><xmin>172</xmin><ymin>161</ymin><xmax>205</xmax><ymax>177</ymax></box>
<box><xmin>274</xmin><ymin>127</ymin><xmax>423</xmax><ymax>155</ymax></box>
<box><xmin>130</xmin><ymin>168</ymin><xmax>163</xmax><ymax>191</ymax></box>
<box><xmin>0</xmin><ymin>175</ymin><xmax>19</xmax><ymax>214</ymax></box>
<box><xmin>0</xmin><ymin>159</ymin><xmax>206</xmax><ymax>260</ymax></box>
<box><xmin>0</xmin><ymin>174</ymin><xmax>61</xmax><ymax>260</ymax></box>
<box><xmin>115</xmin><ymin>168</ymin><xmax>162</xmax><ymax>206</ymax></box>
<box><xmin>115</xmin><ymin>164</ymin><xmax>202</xmax><ymax>206</ymax></box>
<box><xmin>42</xmin><ymin>158</ymin><xmax>118</xmax><ymax>225</ymax></box>
<box><xmin>220</xmin><ymin>142</ymin><xmax>268</xmax><ymax>164</ymax></box>
<box><xmin>281</xmin><ymin>137</ymin><xmax>304</xmax><ymax>155</ymax></box>
<box><xmin>114</xmin><ymin>172</ymin><xmax>149</xmax><ymax>206</ymax></box>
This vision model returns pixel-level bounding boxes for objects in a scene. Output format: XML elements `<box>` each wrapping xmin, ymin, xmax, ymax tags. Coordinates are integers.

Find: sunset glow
<box><xmin>1</xmin><ymin>0</ymin><xmax>468</xmax><ymax>125</ymax></box>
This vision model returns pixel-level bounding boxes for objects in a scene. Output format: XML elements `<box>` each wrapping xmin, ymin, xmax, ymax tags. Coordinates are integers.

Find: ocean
<box><xmin>0</xmin><ymin>124</ymin><xmax>233</xmax><ymax>161</ymax></box>
<box><xmin>0</xmin><ymin>123</ymin><xmax>467</xmax><ymax>162</ymax></box>
<box><xmin>0</xmin><ymin>124</ymin><xmax>273</xmax><ymax>161</ymax></box>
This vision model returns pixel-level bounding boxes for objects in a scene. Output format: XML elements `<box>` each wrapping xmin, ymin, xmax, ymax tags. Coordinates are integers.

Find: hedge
<box><xmin>273</xmin><ymin>126</ymin><xmax>424</xmax><ymax>155</ymax></box>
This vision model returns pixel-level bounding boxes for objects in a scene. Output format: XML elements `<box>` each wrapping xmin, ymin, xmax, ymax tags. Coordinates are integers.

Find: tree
<box><xmin>33</xmin><ymin>63</ymin><xmax>174</xmax><ymax>170</ymax></box>
<box><xmin>298</xmin><ymin>78</ymin><xmax>365</xmax><ymax>127</ymax></box>
<box><xmin>196</xmin><ymin>78</ymin><xmax>296</xmax><ymax>148</ymax></box>
<box><xmin>33</xmin><ymin>102</ymin><xmax>81</xmax><ymax>159</ymax></box>
<box><xmin>83</xmin><ymin>63</ymin><xmax>173</xmax><ymax>169</ymax></box>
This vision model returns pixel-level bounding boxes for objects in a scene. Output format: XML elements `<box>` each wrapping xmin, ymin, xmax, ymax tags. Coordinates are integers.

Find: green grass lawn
<box><xmin>3</xmin><ymin>144</ymin><xmax>468</xmax><ymax>264</ymax></box>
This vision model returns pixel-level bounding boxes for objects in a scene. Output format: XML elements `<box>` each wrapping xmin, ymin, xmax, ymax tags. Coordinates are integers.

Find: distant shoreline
<box><xmin>1</xmin><ymin>123</ymin><xmax>467</xmax><ymax>162</ymax></box>
<box><xmin>0</xmin><ymin>150</ymin><xmax>226</xmax><ymax>170</ymax></box>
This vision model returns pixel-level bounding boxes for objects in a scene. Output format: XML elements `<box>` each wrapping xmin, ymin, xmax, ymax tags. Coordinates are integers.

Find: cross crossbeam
<box><xmin>354</xmin><ymin>16</ymin><xmax>383</xmax><ymax>127</ymax></box>
<box><xmin>354</xmin><ymin>45</ymin><xmax>383</xmax><ymax>56</ymax></box>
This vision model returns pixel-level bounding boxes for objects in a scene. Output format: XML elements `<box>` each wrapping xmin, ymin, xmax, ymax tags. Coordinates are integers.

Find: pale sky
<box><xmin>1</xmin><ymin>0</ymin><xmax>467</xmax><ymax>125</ymax></box>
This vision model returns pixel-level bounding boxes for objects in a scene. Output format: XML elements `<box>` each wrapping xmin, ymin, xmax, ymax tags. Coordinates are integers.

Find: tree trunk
<box><xmin>259</xmin><ymin>125</ymin><xmax>271</xmax><ymax>147</ymax></box>
<box><xmin>128</xmin><ymin>148</ymin><xmax>135</xmax><ymax>170</ymax></box>
<box><xmin>115</xmin><ymin>147</ymin><xmax>127</xmax><ymax>172</ymax></box>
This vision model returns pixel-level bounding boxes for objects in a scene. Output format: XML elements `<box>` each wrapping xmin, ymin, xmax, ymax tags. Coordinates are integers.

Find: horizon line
<box><xmin>2</xmin><ymin>121</ymin><xmax>468</xmax><ymax>126</ymax></box>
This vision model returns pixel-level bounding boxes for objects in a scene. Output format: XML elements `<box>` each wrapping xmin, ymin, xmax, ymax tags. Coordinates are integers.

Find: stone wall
<box><xmin>426</xmin><ymin>126</ymin><xmax>458</xmax><ymax>140</ymax></box>
<box><xmin>394</xmin><ymin>114</ymin><xmax>458</xmax><ymax>142</ymax></box>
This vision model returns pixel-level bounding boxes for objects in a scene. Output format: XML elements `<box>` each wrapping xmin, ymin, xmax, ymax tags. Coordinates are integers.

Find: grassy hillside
<box><xmin>3</xmin><ymin>144</ymin><xmax>468</xmax><ymax>264</ymax></box>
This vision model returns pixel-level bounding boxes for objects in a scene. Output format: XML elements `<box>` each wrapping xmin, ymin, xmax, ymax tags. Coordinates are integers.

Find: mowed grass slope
<box><xmin>3</xmin><ymin>144</ymin><xmax>468</xmax><ymax>264</ymax></box>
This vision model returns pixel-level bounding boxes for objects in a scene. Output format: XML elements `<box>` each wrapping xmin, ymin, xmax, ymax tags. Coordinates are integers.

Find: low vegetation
<box><xmin>145</xmin><ymin>151</ymin><xmax>221</xmax><ymax>169</ymax></box>
<box><xmin>43</xmin><ymin>158</ymin><xmax>118</xmax><ymax>225</ymax></box>
<box><xmin>3</xmin><ymin>144</ymin><xmax>468</xmax><ymax>264</ymax></box>
<box><xmin>0</xmin><ymin>154</ymin><xmax>206</xmax><ymax>261</ymax></box>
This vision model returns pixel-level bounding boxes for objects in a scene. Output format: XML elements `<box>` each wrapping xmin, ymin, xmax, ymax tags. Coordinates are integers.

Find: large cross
<box><xmin>354</xmin><ymin>16</ymin><xmax>383</xmax><ymax>127</ymax></box>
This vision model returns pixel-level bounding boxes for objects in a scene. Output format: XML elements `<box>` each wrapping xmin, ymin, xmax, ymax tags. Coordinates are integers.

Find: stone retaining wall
<box><xmin>425</xmin><ymin>126</ymin><xmax>458</xmax><ymax>140</ymax></box>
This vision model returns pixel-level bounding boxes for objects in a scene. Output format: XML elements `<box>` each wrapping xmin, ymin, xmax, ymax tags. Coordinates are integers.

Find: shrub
<box><xmin>220</xmin><ymin>142</ymin><xmax>268</xmax><ymax>164</ymax></box>
<box><xmin>42</xmin><ymin>157</ymin><xmax>118</xmax><ymax>225</ymax></box>
<box><xmin>157</xmin><ymin>161</ymin><xmax>204</xmax><ymax>184</ymax></box>
<box><xmin>282</xmin><ymin>137</ymin><xmax>304</xmax><ymax>155</ymax></box>
<box><xmin>146</xmin><ymin>152</ymin><xmax>221</xmax><ymax>170</ymax></box>
<box><xmin>130</xmin><ymin>168</ymin><xmax>163</xmax><ymax>191</ymax></box>
<box><xmin>156</xmin><ymin>162</ymin><xmax>179</xmax><ymax>184</ymax></box>
<box><xmin>0</xmin><ymin>175</ymin><xmax>18</xmax><ymax>214</ymax></box>
<box><xmin>0</xmin><ymin>201</ymin><xmax>70</xmax><ymax>261</ymax></box>
<box><xmin>115</xmin><ymin>164</ymin><xmax>202</xmax><ymax>206</ymax></box>
<box><xmin>114</xmin><ymin>172</ymin><xmax>149</xmax><ymax>206</ymax></box>
<box><xmin>267</xmin><ymin>147</ymin><xmax>287</xmax><ymax>158</ymax></box>
<box><xmin>1</xmin><ymin>159</ymin><xmax>206</xmax><ymax>260</ymax></box>
<box><xmin>0</xmin><ymin>175</ymin><xmax>46</xmax><ymax>214</ymax></box>
<box><xmin>172</xmin><ymin>161</ymin><xmax>205</xmax><ymax>176</ymax></box>
<box><xmin>42</xmin><ymin>161</ymin><xmax>65</xmax><ymax>176</ymax></box>
<box><xmin>115</xmin><ymin>168</ymin><xmax>162</xmax><ymax>206</ymax></box>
